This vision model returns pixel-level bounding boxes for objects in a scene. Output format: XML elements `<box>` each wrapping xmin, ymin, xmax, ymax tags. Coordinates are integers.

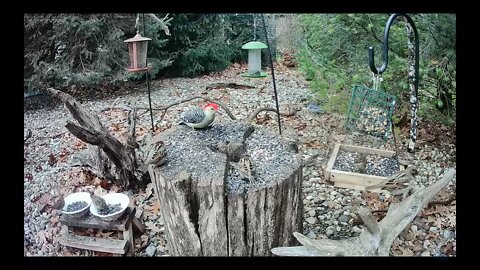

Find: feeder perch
<box><xmin>124</xmin><ymin>32</ymin><xmax>152</xmax><ymax>73</ymax></box>
<box><xmin>241</xmin><ymin>41</ymin><xmax>268</xmax><ymax>78</ymax></box>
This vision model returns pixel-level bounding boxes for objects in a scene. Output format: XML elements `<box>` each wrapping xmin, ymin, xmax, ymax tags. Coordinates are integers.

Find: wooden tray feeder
<box><xmin>59</xmin><ymin>206</ymin><xmax>145</xmax><ymax>256</ymax></box>
<box><xmin>325</xmin><ymin>143</ymin><xmax>401</xmax><ymax>191</ymax></box>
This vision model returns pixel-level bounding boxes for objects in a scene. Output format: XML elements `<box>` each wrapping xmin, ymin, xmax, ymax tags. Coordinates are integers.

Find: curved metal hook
<box><xmin>368</xmin><ymin>13</ymin><xmax>419</xmax><ymax>95</ymax></box>
<box><xmin>368</xmin><ymin>13</ymin><xmax>420</xmax><ymax>153</ymax></box>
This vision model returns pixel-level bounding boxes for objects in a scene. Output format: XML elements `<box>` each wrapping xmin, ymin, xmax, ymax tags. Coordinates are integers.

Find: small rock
<box><xmin>306</xmin><ymin>231</ymin><xmax>316</xmax><ymax>239</ymax></box>
<box><xmin>145</xmin><ymin>244</ymin><xmax>157</xmax><ymax>257</ymax></box>
<box><xmin>429</xmin><ymin>226</ymin><xmax>438</xmax><ymax>232</ymax></box>
<box><xmin>336</xmin><ymin>226</ymin><xmax>341</xmax><ymax>232</ymax></box>
<box><xmin>306</xmin><ymin>217</ymin><xmax>317</xmax><ymax>225</ymax></box>
<box><xmin>443</xmin><ymin>230</ymin><xmax>452</xmax><ymax>239</ymax></box>
<box><xmin>306</xmin><ymin>195</ymin><xmax>313</xmax><ymax>200</ymax></box>
<box><xmin>331</xmin><ymin>191</ymin><xmax>338</xmax><ymax>196</ymax></box>
<box><xmin>353</xmin><ymin>226</ymin><xmax>363</xmax><ymax>233</ymax></box>
<box><xmin>421</xmin><ymin>251</ymin><xmax>431</xmax><ymax>257</ymax></box>
<box><xmin>308</xmin><ymin>210</ymin><xmax>316</xmax><ymax>217</ymax></box>
<box><xmin>338</xmin><ymin>215</ymin><xmax>350</xmax><ymax>223</ymax></box>
<box><xmin>326</xmin><ymin>229</ymin><xmax>334</xmax><ymax>236</ymax></box>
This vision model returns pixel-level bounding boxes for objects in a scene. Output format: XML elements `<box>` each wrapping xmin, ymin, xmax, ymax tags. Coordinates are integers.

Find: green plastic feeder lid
<box><xmin>242</xmin><ymin>41</ymin><xmax>268</xmax><ymax>50</ymax></box>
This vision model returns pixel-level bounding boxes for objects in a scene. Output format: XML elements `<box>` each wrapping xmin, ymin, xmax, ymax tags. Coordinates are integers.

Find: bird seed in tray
<box><xmin>66</xmin><ymin>201</ymin><xmax>88</xmax><ymax>212</ymax></box>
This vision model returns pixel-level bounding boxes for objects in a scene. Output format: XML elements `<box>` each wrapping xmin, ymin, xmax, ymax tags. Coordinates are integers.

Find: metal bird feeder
<box><xmin>124</xmin><ymin>32</ymin><xmax>152</xmax><ymax>73</ymax></box>
<box><xmin>346</xmin><ymin>13</ymin><xmax>420</xmax><ymax>153</ymax></box>
<box><xmin>241</xmin><ymin>41</ymin><xmax>268</xmax><ymax>78</ymax></box>
<box><xmin>124</xmin><ymin>15</ymin><xmax>155</xmax><ymax>131</ymax></box>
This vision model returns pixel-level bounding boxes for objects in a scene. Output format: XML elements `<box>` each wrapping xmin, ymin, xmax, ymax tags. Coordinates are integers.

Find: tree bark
<box><xmin>148</xmin><ymin>121</ymin><xmax>303</xmax><ymax>256</ymax></box>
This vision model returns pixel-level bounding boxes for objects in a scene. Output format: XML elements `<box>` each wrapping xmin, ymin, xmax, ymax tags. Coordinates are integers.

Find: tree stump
<box><xmin>148</xmin><ymin>121</ymin><xmax>303</xmax><ymax>256</ymax></box>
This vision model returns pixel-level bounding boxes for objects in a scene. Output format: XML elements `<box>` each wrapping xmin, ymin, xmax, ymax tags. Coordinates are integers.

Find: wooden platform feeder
<box><xmin>59</xmin><ymin>206</ymin><xmax>145</xmax><ymax>256</ymax></box>
<box><xmin>325</xmin><ymin>143</ymin><xmax>400</xmax><ymax>191</ymax></box>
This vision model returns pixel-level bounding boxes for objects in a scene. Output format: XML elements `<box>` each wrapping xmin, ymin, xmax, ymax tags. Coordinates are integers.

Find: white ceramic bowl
<box><xmin>90</xmin><ymin>193</ymin><xmax>130</xmax><ymax>222</ymax></box>
<box><xmin>62</xmin><ymin>192</ymin><xmax>92</xmax><ymax>218</ymax></box>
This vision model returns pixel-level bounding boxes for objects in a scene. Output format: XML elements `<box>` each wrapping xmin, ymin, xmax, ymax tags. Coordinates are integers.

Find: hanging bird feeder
<box><xmin>124</xmin><ymin>15</ymin><xmax>155</xmax><ymax>131</ymax></box>
<box><xmin>124</xmin><ymin>32</ymin><xmax>152</xmax><ymax>73</ymax></box>
<box><xmin>241</xmin><ymin>41</ymin><xmax>268</xmax><ymax>78</ymax></box>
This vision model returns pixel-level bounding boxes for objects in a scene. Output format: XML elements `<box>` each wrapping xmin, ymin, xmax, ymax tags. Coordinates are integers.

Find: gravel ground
<box><xmin>24</xmin><ymin>64</ymin><xmax>456</xmax><ymax>256</ymax></box>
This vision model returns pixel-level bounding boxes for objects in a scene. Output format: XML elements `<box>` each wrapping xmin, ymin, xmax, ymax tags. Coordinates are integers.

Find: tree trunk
<box><xmin>148</xmin><ymin>121</ymin><xmax>303</xmax><ymax>256</ymax></box>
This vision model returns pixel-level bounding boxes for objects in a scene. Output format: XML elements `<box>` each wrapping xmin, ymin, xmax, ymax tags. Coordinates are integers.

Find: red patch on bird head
<box><xmin>204</xmin><ymin>103</ymin><xmax>219</xmax><ymax>110</ymax></box>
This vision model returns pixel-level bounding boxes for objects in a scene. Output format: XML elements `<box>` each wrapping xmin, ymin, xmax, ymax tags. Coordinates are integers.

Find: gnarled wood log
<box><xmin>148</xmin><ymin>121</ymin><xmax>304</xmax><ymax>256</ymax></box>
<box><xmin>271</xmin><ymin>168</ymin><xmax>456</xmax><ymax>256</ymax></box>
<box><xmin>46</xmin><ymin>88</ymin><xmax>140</xmax><ymax>189</ymax></box>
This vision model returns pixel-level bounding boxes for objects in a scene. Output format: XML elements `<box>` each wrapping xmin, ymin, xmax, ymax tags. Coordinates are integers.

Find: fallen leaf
<box><xmin>306</xmin><ymin>140</ymin><xmax>324</xmax><ymax>149</ymax></box>
<box><xmin>398</xmin><ymin>245</ymin><xmax>415</xmax><ymax>256</ymax></box>
<box><xmin>150</xmin><ymin>200</ymin><xmax>161</xmax><ymax>216</ymax></box>
<box><xmin>96</xmin><ymin>230</ymin><xmax>114</xmax><ymax>238</ymax></box>
<box><xmin>110</xmin><ymin>185</ymin><xmax>123</xmax><ymax>193</ymax></box>
<box><xmin>73</xmin><ymin>139</ymin><xmax>87</xmax><ymax>150</ymax></box>
<box><xmin>50</xmin><ymin>216</ymin><xmax>59</xmax><ymax>225</ymax></box>
<box><xmin>48</xmin><ymin>154</ymin><xmax>57</xmax><ymax>166</ymax></box>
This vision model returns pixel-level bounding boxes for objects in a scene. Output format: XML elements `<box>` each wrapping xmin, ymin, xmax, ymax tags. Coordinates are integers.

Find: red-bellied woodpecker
<box><xmin>180</xmin><ymin>103</ymin><xmax>219</xmax><ymax>129</ymax></box>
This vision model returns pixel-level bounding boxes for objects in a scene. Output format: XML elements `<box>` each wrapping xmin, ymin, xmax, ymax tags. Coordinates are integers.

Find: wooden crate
<box><xmin>325</xmin><ymin>143</ymin><xmax>399</xmax><ymax>191</ymax></box>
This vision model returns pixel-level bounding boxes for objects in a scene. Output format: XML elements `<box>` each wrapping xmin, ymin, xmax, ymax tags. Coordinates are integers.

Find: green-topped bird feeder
<box><xmin>241</xmin><ymin>41</ymin><xmax>268</xmax><ymax>78</ymax></box>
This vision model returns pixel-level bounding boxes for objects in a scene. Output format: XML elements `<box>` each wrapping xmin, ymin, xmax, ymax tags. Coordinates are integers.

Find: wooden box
<box><xmin>325</xmin><ymin>143</ymin><xmax>399</xmax><ymax>191</ymax></box>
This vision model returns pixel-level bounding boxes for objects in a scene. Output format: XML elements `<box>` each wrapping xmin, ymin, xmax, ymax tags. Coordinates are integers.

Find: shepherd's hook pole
<box><xmin>368</xmin><ymin>13</ymin><xmax>419</xmax><ymax>153</ymax></box>
<box><xmin>142</xmin><ymin>13</ymin><xmax>155</xmax><ymax>131</ymax></box>
<box><xmin>260</xmin><ymin>14</ymin><xmax>282</xmax><ymax>135</ymax></box>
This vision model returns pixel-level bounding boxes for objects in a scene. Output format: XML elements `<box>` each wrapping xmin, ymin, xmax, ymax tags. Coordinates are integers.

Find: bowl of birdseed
<box><xmin>62</xmin><ymin>192</ymin><xmax>92</xmax><ymax>219</ymax></box>
<box><xmin>89</xmin><ymin>193</ymin><xmax>130</xmax><ymax>222</ymax></box>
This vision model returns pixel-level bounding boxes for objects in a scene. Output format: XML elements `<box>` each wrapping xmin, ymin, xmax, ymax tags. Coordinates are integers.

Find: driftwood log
<box><xmin>271</xmin><ymin>168</ymin><xmax>456</xmax><ymax>256</ymax></box>
<box><xmin>46</xmin><ymin>88</ymin><xmax>144</xmax><ymax>189</ymax></box>
<box><xmin>148</xmin><ymin>120</ymin><xmax>303</xmax><ymax>256</ymax></box>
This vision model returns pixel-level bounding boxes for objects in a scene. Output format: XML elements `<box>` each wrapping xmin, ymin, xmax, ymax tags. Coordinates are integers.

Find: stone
<box><xmin>308</xmin><ymin>209</ymin><xmax>316</xmax><ymax>217</ymax></box>
<box><xmin>306</xmin><ymin>231</ymin><xmax>316</xmax><ymax>239</ymax></box>
<box><xmin>338</xmin><ymin>215</ymin><xmax>350</xmax><ymax>223</ymax></box>
<box><xmin>353</xmin><ymin>226</ymin><xmax>363</xmax><ymax>233</ymax></box>
<box><xmin>145</xmin><ymin>244</ymin><xmax>157</xmax><ymax>257</ymax></box>
<box><xmin>306</xmin><ymin>217</ymin><xmax>317</xmax><ymax>225</ymax></box>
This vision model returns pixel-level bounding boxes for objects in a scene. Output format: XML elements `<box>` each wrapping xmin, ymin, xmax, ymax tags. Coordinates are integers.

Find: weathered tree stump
<box><xmin>148</xmin><ymin>121</ymin><xmax>303</xmax><ymax>256</ymax></box>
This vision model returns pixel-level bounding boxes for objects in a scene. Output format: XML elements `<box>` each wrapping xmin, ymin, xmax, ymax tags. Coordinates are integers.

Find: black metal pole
<box><xmin>367</xmin><ymin>13</ymin><xmax>419</xmax><ymax>153</ymax></box>
<box><xmin>142</xmin><ymin>13</ymin><xmax>155</xmax><ymax>131</ymax></box>
<box><xmin>260</xmin><ymin>14</ymin><xmax>282</xmax><ymax>135</ymax></box>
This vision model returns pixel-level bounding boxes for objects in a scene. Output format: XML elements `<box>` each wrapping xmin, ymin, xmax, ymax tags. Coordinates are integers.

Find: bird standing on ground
<box><xmin>365</xmin><ymin>165</ymin><xmax>418</xmax><ymax>199</ymax></box>
<box><xmin>234</xmin><ymin>154</ymin><xmax>257</xmax><ymax>185</ymax></box>
<box><xmin>179</xmin><ymin>103</ymin><xmax>219</xmax><ymax>129</ymax></box>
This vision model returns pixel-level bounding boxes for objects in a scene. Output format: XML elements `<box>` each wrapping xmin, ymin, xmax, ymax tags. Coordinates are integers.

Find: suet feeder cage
<box><xmin>241</xmin><ymin>41</ymin><xmax>268</xmax><ymax>78</ymax></box>
<box><xmin>124</xmin><ymin>32</ymin><xmax>152</xmax><ymax>73</ymax></box>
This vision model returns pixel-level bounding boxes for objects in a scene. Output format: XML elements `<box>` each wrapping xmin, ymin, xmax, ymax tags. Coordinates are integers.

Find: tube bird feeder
<box><xmin>241</xmin><ymin>41</ymin><xmax>268</xmax><ymax>78</ymax></box>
